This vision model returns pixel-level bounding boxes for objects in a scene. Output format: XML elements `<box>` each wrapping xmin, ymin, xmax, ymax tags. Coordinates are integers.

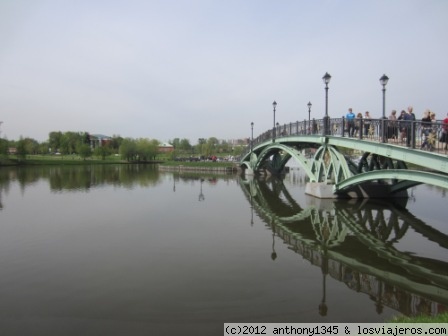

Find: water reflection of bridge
<box><xmin>240</xmin><ymin>176</ymin><xmax>448</xmax><ymax>318</ymax></box>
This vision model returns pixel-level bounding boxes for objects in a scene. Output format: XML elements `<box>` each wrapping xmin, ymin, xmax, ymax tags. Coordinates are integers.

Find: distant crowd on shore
<box><xmin>345</xmin><ymin>106</ymin><xmax>448</xmax><ymax>150</ymax></box>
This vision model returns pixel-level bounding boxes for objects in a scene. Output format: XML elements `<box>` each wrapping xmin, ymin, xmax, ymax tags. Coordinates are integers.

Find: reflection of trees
<box><xmin>0</xmin><ymin>168</ymin><xmax>14</xmax><ymax>210</ymax></box>
<box><xmin>239</xmin><ymin>176</ymin><xmax>448</xmax><ymax>318</ymax></box>
<box><xmin>48</xmin><ymin>165</ymin><xmax>163</xmax><ymax>191</ymax></box>
<box><xmin>0</xmin><ymin>164</ymin><xmax>164</xmax><ymax>194</ymax></box>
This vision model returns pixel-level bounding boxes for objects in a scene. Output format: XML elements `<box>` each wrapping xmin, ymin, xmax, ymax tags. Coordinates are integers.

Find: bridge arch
<box><xmin>335</xmin><ymin>169</ymin><xmax>448</xmax><ymax>194</ymax></box>
<box><xmin>254</xmin><ymin>143</ymin><xmax>317</xmax><ymax>181</ymax></box>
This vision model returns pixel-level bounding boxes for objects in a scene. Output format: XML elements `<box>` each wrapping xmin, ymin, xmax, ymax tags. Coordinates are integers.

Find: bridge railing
<box><xmin>243</xmin><ymin>117</ymin><xmax>448</xmax><ymax>159</ymax></box>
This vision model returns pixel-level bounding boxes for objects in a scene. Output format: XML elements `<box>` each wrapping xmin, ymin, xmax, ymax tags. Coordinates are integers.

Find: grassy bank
<box><xmin>0</xmin><ymin>154</ymin><xmax>157</xmax><ymax>166</ymax></box>
<box><xmin>1</xmin><ymin>155</ymin><xmax>238</xmax><ymax>169</ymax></box>
<box><xmin>159</xmin><ymin>160</ymin><xmax>236</xmax><ymax>168</ymax></box>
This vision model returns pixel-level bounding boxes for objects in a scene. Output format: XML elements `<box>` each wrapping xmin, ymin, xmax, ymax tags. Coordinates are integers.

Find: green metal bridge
<box><xmin>240</xmin><ymin>117</ymin><xmax>448</xmax><ymax>198</ymax></box>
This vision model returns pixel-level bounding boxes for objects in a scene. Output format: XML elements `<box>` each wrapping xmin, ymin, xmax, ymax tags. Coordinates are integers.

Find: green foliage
<box><xmin>109</xmin><ymin>135</ymin><xmax>123</xmax><ymax>152</ymax></box>
<box><xmin>48</xmin><ymin>131</ymin><xmax>63</xmax><ymax>153</ymax></box>
<box><xmin>119</xmin><ymin>138</ymin><xmax>160</xmax><ymax>162</ymax></box>
<box><xmin>119</xmin><ymin>138</ymin><xmax>137</xmax><ymax>161</ymax></box>
<box><xmin>136</xmin><ymin>138</ymin><xmax>159</xmax><ymax>161</ymax></box>
<box><xmin>232</xmin><ymin>145</ymin><xmax>244</xmax><ymax>156</ymax></box>
<box><xmin>7</xmin><ymin>130</ymin><xmax>247</xmax><ymax>163</ymax></box>
<box><xmin>77</xmin><ymin>144</ymin><xmax>92</xmax><ymax>160</ymax></box>
<box><xmin>179</xmin><ymin>138</ymin><xmax>192</xmax><ymax>151</ymax></box>
<box><xmin>0</xmin><ymin>139</ymin><xmax>7</xmax><ymax>155</ymax></box>
<box><xmin>16</xmin><ymin>136</ymin><xmax>27</xmax><ymax>161</ymax></box>
<box><xmin>94</xmin><ymin>145</ymin><xmax>112</xmax><ymax>160</ymax></box>
<box><xmin>170</xmin><ymin>138</ymin><xmax>192</xmax><ymax>153</ymax></box>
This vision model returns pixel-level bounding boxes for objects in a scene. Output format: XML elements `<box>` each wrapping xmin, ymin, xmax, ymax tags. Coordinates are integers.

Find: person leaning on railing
<box><xmin>388</xmin><ymin>110</ymin><xmax>398</xmax><ymax>140</ymax></box>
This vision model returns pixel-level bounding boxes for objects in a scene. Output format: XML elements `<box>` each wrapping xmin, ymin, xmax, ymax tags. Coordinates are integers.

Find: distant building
<box><xmin>158</xmin><ymin>142</ymin><xmax>174</xmax><ymax>153</ymax></box>
<box><xmin>90</xmin><ymin>134</ymin><xmax>112</xmax><ymax>148</ymax></box>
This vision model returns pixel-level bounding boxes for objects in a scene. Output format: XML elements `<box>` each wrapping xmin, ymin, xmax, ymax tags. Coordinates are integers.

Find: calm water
<box><xmin>0</xmin><ymin>164</ymin><xmax>447</xmax><ymax>335</ymax></box>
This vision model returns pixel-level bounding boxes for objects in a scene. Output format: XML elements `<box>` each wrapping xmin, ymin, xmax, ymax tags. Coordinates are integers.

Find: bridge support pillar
<box><xmin>245</xmin><ymin>167</ymin><xmax>255</xmax><ymax>176</ymax></box>
<box><xmin>305</xmin><ymin>183</ymin><xmax>338</xmax><ymax>199</ymax></box>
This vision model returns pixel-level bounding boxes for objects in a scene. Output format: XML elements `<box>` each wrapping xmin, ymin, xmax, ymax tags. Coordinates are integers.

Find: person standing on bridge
<box><xmin>355</xmin><ymin>112</ymin><xmax>363</xmax><ymax>137</ymax></box>
<box><xmin>364</xmin><ymin>111</ymin><xmax>372</xmax><ymax>137</ymax></box>
<box><xmin>346</xmin><ymin>108</ymin><xmax>356</xmax><ymax>137</ymax></box>
<box><xmin>404</xmin><ymin>106</ymin><xmax>416</xmax><ymax>147</ymax></box>
<box><xmin>421</xmin><ymin>109</ymin><xmax>432</xmax><ymax>137</ymax></box>
<box><xmin>388</xmin><ymin>110</ymin><xmax>398</xmax><ymax>140</ymax></box>
<box><xmin>397</xmin><ymin>110</ymin><xmax>406</xmax><ymax>142</ymax></box>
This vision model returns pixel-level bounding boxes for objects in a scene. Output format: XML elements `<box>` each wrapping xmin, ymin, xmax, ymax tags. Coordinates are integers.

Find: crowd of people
<box><xmin>345</xmin><ymin>106</ymin><xmax>448</xmax><ymax>150</ymax></box>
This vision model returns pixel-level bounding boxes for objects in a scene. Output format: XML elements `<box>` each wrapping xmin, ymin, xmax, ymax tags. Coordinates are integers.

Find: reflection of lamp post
<box><xmin>250</xmin><ymin>194</ymin><xmax>254</xmax><ymax>226</ymax></box>
<box><xmin>319</xmin><ymin>250</ymin><xmax>328</xmax><ymax>316</ymax></box>
<box><xmin>173</xmin><ymin>176</ymin><xmax>176</xmax><ymax>192</ymax></box>
<box><xmin>380</xmin><ymin>74</ymin><xmax>389</xmax><ymax>143</ymax></box>
<box><xmin>322</xmin><ymin>72</ymin><xmax>331</xmax><ymax>135</ymax></box>
<box><xmin>272</xmin><ymin>101</ymin><xmax>277</xmax><ymax>142</ymax></box>
<box><xmin>250</xmin><ymin>122</ymin><xmax>254</xmax><ymax>153</ymax></box>
<box><xmin>198</xmin><ymin>179</ymin><xmax>205</xmax><ymax>201</ymax></box>
<box><xmin>307</xmin><ymin>101</ymin><xmax>312</xmax><ymax>134</ymax></box>
<box><xmin>271</xmin><ymin>230</ymin><xmax>277</xmax><ymax>261</ymax></box>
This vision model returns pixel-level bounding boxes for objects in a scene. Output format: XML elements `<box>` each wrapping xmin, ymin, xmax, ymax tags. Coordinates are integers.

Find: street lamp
<box><xmin>322</xmin><ymin>73</ymin><xmax>331</xmax><ymax>135</ymax></box>
<box><xmin>307</xmin><ymin>101</ymin><xmax>312</xmax><ymax>134</ymax></box>
<box><xmin>250</xmin><ymin>122</ymin><xmax>254</xmax><ymax>152</ymax></box>
<box><xmin>272</xmin><ymin>101</ymin><xmax>277</xmax><ymax>142</ymax></box>
<box><xmin>380</xmin><ymin>74</ymin><xmax>389</xmax><ymax>143</ymax></box>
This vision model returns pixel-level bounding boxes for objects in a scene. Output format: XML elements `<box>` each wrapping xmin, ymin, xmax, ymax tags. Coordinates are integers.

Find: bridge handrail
<box><xmin>244</xmin><ymin>117</ymin><xmax>448</xmax><ymax>158</ymax></box>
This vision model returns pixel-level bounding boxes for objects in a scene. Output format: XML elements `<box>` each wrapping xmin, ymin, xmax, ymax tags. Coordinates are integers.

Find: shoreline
<box><xmin>158</xmin><ymin>163</ymin><xmax>239</xmax><ymax>173</ymax></box>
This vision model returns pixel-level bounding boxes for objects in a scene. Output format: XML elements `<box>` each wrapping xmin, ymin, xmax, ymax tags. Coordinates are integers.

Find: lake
<box><xmin>0</xmin><ymin>164</ymin><xmax>447</xmax><ymax>335</ymax></box>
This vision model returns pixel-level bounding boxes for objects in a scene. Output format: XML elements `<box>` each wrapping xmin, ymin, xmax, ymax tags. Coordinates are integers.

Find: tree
<box><xmin>219</xmin><ymin>140</ymin><xmax>235</xmax><ymax>154</ymax></box>
<box><xmin>119</xmin><ymin>138</ymin><xmax>137</xmax><ymax>162</ymax></box>
<box><xmin>135</xmin><ymin>138</ymin><xmax>159</xmax><ymax>162</ymax></box>
<box><xmin>48</xmin><ymin>131</ymin><xmax>63</xmax><ymax>153</ymax></box>
<box><xmin>170</xmin><ymin>138</ymin><xmax>180</xmax><ymax>149</ymax></box>
<box><xmin>16</xmin><ymin>136</ymin><xmax>28</xmax><ymax>161</ymax></box>
<box><xmin>110</xmin><ymin>135</ymin><xmax>123</xmax><ymax>153</ymax></box>
<box><xmin>0</xmin><ymin>138</ymin><xmax>8</xmax><ymax>156</ymax></box>
<box><xmin>179</xmin><ymin>138</ymin><xmax>192</xmax><ymax>152</ymax></box>
<box><xmin>203</xmin><ymin>137</ymin><xmax>219</xmax><ymax>157</ymax></box>
<box><xmin>77</xmin><ymin>144</ymin><xmax>92</xmax><ymax>161</ymax></box>
<box><xmin>94</xmin><ymin>145</ymin><xmax>112</xmax><ymax>160</ymax></box>
<box><xmin>39</xmin><ymin>142</ymin><xmax>50</xmax><ymax>154</ymax></box>
<box><xmin>196</xmin><ymin>138</ymin><xmax>206</xmax><ymax>156</ymax></box>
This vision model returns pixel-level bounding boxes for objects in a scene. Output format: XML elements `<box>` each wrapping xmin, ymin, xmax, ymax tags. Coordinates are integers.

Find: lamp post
<box><xmin>380</xmin><ymin>74</ymin><xmax>389</xmax><ymax>143</ymax></box>
<box><xmin>322</xmin><ymin>73</ymin><xmax>331</xmax><ymax>135</ymax></box>
<box><xmin>307</xmin><ymin>101</ymin><xmax>312</xmax><ymax>134</ymax></box>
<box><xmin>250</xmin><ymin>122</ymin><xmax>254</xmax><ymax>153</ymax></box>
<box><xmin>272</xmin><ymin>101</ymin><xmax>277</xmax><ymax>142</ymax></box>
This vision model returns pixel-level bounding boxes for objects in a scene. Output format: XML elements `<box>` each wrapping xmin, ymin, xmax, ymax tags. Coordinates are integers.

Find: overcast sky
<box><xmin>1</xmin><ymin>0</ymin><xmax>447</xmax><ymax>143</ymax></box>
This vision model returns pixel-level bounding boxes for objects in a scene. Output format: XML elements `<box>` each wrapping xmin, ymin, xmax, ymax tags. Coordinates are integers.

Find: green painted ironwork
<box><xmin>240</xmin><ymin>128</ymin><xmax>448</xmax><ymax>195</ymax></box>
<box><xmin>239</xmin><ymin>177</ymin><xmax>448</xmax><ymax>307</ymax></box>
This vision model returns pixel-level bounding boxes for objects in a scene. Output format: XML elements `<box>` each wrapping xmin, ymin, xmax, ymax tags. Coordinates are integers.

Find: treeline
<box><xmin>168</xmin><ymin>137</ymin><xmax>245</xmax><ymax>158</ymax></box>
<box><xmin>0</xmin><ymin>131</ymin><xmax>159</xmax><ymax>162</ymax></box>
<box><xmin>0</xmin><ymin>132</ymin><xmax>247</xmax><ymax>161</ymax></box>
